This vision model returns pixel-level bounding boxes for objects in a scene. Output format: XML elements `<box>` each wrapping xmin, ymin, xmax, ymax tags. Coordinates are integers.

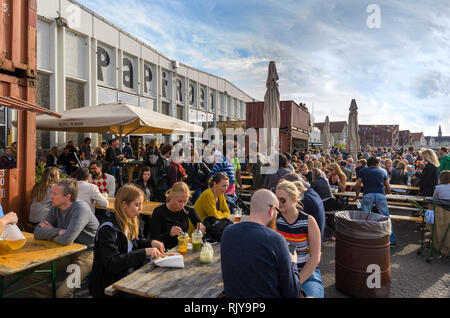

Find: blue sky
<box><xmin>77</xmin><ymin>0</ymin><xmax>449</xmax><ymax>136</ymax></box>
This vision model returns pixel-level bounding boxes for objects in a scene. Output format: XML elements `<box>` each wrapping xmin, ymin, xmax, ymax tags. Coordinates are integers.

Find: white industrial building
<box><xmin>35</xmin><ymin>0</ymin><xmax>254</xmax><ymax>151</ymax></box>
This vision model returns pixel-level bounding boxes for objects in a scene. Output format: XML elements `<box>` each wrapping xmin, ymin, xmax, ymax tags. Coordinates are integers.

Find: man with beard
<box><xmin>220</xmin><ymin>189</ymin><xmax>301</xmax><ymax>298</ymax></box>
<box><xmin>88</xmin><ymin>160</ymin><xmax>115</xmax><ymax>221</ymax></box>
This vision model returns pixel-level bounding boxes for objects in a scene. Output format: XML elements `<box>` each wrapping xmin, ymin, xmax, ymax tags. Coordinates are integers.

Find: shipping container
<box><xmin>0</xmin><ymin>72</ymin><xmax>37</xmax><ymax>230</ymax></box>
<box><xmin>0</xmin><ymin>0</ymin><xmax>37</xmax><ymax>77</ymax></box>
<box><xmin>246</xmin><ymin>100</ymin><xmax>310</xmax><ymax>131</ymax></box>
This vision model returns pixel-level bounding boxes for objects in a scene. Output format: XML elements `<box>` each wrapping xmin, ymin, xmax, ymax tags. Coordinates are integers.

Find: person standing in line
<box><xmin>354</xmin><ymin>157</ymin><xmax>395</xmax><ymax>246</ymax></box>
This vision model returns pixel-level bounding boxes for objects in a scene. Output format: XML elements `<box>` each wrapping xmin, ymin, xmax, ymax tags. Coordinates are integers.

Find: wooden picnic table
<box><xmin>334</xmin><ymin>191</ymin><xmax>428</xmax><ymax>203</ymax></box>
<box><xmin>240</xmin><ymin>175</ymin><xmax>253</xmax><ymax>180</ymax></box>
<box><xmin>95</xmin><ymin>197</ymin><xmax>161</xmax><ymax>216</ymax></box>
<box><xmin>346</xmin><ymin>182</ymin><xmax>420</xmax><ymax>191</ymax></box>
<box><xmin>0</xmin><ymin>232</ymin><xmax>87</xmax><ymax>297</ymax></box>
<box><xmin>106</xmin><ymin>242</ymin><xmax>223</xmax><ymax>298</ymax></box>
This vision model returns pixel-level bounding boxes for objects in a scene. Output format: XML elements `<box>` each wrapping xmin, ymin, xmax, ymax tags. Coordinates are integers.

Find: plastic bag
<box><xmin>0</xmin><ymin>224</ymin><xmax>27</xmax><ymax>250</ymax></box>
<box><xmin>334</xmin><ymin>210</ymin><xmax>391</xmax><ymax>239</ymax></box>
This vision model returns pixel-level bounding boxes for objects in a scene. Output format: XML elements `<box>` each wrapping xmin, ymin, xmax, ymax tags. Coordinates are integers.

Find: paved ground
<box><xmin>321</xmin><ymin>213</ymin><xmax>450</xmax><ymax>298</ymax></box>
<box><xmin>4</xmin><ymin>209</ymin><xmax>450</xmax><ymax>298</ymax></box>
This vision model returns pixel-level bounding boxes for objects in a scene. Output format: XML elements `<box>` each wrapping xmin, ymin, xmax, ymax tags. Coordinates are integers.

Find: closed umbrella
<box><xmin>322</xmin><ymin>116</ymin><xmax>330</xmax><ymax>155</ymax></box>
<box><xmin>263</xmin><ymin>61</ymin><xmax>280</xmax><ymax>156</ymax></box>
<box><xmin>347</xmin><ymin>99</ymin><xmax>360</xmax><ymax>160</ymax></box>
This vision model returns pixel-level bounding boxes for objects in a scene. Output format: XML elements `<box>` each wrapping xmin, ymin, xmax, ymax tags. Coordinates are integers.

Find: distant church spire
<box><xmin>438</xmin><ymin>125</ymin><xmax>442</xmax><ymax>138</ymax></box>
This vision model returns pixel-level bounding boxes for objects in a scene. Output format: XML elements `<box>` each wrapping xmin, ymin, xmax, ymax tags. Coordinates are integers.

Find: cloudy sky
<box><xmin>77</xmin><ymin>0</ymin><xmax>449</xmax><ymax>136</ymax></box>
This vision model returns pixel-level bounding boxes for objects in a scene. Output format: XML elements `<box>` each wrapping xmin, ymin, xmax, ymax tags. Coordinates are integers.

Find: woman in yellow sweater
<box><xmin>189</xmin><ymin>173</ymin><xmax>230</xmax><ymax>233</ymax></box>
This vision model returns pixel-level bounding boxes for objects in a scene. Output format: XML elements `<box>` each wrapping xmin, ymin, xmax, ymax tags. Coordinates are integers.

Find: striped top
<box><xmin>209</xmin><ymin>156</ymin><xmax>236</xmax><ymax>185</ymax></box>
<box><xmin>276</xmin><ymin>211</ymin><xmax>310</xmax><ymax>268</ymax></box>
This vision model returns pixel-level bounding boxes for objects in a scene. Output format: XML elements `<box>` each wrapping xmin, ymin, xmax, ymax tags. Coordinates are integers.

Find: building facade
<box><xmin>358</xmin><ymin>124</ymin><xmax>399</xmax><ymax>148</ymax></box>
<box><xmin>315</xmin><ymin>121</ymin><xmax>347</xmax><ymax>146</ymax></box>
<box><xmin>425</xmin><ymin>125</ymin><xmax>450</xmax><ymax>148</ymax></box>
<box><xmin>411</xmin><ymin>132</ymin><xmax>425</xmax><ymax>149</ymax></box>
<box><xmin>34</xmin><ymin>0</ymin><xmax>254</xmax><ymax>151</ymax></box>
<box><xmin>399</xmin><ymin>130</ymin><xmax>413</xmax><ymax>147</ymax></box>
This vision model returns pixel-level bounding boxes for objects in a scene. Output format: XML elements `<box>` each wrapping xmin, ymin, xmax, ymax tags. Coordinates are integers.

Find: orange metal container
<box><xmin>0</xmin><ymin>0</ymin><xmax>37</xmax><ymax>78</ymax></box>
<box><xmin>246</xmin><ymin>100</ymin><xmax>310</xmax><ymax>131</ymax></box>
<box><xmin>0</xmin><ymin>73</ymin><xmax>36</xmax><ymax>230</ymax></box>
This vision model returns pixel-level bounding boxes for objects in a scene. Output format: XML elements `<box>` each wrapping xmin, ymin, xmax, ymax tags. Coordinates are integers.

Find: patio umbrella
<box><xmin>263</xmin><ymin>61</ymin><xmax>280</xmax><ymax>156</ymax></box>
<box><xmin>322</xmin><ymin>116</ymin><xmax>330</xmax><ymax>155</ymax></box>
<box><xmin>35</xmin><ymin>102</ymin><xmax>204</xmax><ymax>136</ymax></box>
<box><xmin>347</xmin><ymin>99</ymin><xmax>360</xmax><ymax>160</ymax></box>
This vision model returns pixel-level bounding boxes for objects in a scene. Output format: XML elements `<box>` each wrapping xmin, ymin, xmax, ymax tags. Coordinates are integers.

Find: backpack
<box><xmin>202</xmin><ymin>217</ymin><xmax>233</xmax><ymax>242</ymax></box>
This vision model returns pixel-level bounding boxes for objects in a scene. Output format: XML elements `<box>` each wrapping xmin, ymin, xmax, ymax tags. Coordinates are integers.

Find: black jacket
<box><xmin>182</xmin><ymin>162</ymin><xmax>210</xmax><ymax>190</ymax></box>
<box><xmin>153</xmin><ymin>156</ymin><xmax>170</xmax><ymax>201</ymax></box>
<box><xmin>89</xmin><ymin>216</ymin><xmax>152</xmax><ymax>298</ymax></box>
<box><xmin>418</xmin><ymin>163</ymin><xmax>439</xmax><ymax>196</ymax></box>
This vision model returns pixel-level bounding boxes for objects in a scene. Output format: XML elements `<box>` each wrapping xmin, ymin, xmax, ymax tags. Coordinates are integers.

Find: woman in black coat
<box><xmin>89</xmin><ymin>184</ymin><xmax>165</xmax><ymax>298</ymax></box>
<box><xmin>417</xmin><ymin>149</ymin><xmax>440</xmax><ymax>196</ymax></box>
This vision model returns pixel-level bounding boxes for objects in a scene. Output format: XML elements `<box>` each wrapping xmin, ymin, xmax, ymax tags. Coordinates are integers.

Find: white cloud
<box><xmin>76</xmin><ymin>0</ymin><xmax>449</xmax><ymax>136</ymax></box>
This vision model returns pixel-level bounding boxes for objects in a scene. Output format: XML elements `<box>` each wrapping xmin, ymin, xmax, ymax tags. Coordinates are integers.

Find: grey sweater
<box><xmin>34</xmin><ymin>200</ymin><xmax>99</xmax><ymax>249</ymax></box>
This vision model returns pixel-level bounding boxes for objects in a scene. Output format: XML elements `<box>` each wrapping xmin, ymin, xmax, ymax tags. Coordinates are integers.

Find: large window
<box><xmin>36</xmin><ymin>72</ymin><xmax>51</xmax><ymax>151</ymax></box>
<box><xmin>66</xmin><ymin>79</ymin><xmax>85</xmax><ymax>147</ymax></box>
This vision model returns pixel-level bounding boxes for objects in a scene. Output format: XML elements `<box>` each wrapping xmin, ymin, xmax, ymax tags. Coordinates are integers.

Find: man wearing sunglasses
<box><xmin>220</xmin><ymin>189</ymin><xmax>302</xmax><ymax>298</ymax></box>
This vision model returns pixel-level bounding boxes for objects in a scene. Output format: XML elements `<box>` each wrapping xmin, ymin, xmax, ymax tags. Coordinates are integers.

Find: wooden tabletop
<box><xmin>346</xmin><ymin>182</ymin><xmax>420</xmax><ymax>191</ymax></box>
<box><xmin>110</xmin><ymin>243</ymin><xmax>223</xmax><ymax>298</ymax></box>
<box><xmin>241</xmin><ymin>175</ymin><xmax>253</xmax><ymax>180</ymax></box>
<box><xmin>0</xmin><ymin>232</ymin><xmax>87</xmax><ymax>276</ymax></box>
<box><xmin>96</xmin><ymin>197</ymin><xmax>161</xmax><ymax>216</ymax></box>
<box><xmin>334</xmin><ymin>191</ymin><xmax>428</xmax><ymax>202</ymax></box>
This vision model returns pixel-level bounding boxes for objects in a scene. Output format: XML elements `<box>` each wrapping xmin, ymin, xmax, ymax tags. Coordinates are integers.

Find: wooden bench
<box><xmin>325</xmin><ymin>211</ymin><xmax>423</xmax><ymax>223</ymax></box>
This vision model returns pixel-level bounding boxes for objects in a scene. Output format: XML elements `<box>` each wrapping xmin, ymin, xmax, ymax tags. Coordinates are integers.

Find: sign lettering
<box><xmin>123</xmin><ymin>58</ymin><xmax>133</xmax><ymax>89</ymax></box>
<box><xmin>144</xmin><ymin>64</ymin><xmax>153</xmax><ymax>93</ymax></box>
<box><xmin>97</xmin><ymin>46</ymin><xmax>110</xmax><ymax>82</ymax></box>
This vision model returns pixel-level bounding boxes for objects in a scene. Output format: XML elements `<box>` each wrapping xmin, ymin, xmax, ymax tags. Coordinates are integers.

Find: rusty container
<box><xmin>334</xmin><ymin>211</ymin><xmax>391</xmax><ymax>298</ymax></box>
<box><xmin>0</xmin><ymin>0</ymin><xmax>37</xmax><ymax>77</ymax></box>
<box><xmin>0</xmin><ymin>73</ymin><xmax>37</xmax><ymax>230</ymax></box>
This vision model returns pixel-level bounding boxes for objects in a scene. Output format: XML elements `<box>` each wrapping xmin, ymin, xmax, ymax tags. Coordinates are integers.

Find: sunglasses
<box><xmin>268</xmin><ymin>204</ymin><xmax>281</xmax><ymax>213</ymax></box>
<box><xmin>277</xmin><ymin>197</ymin><xmax>286</xmax><ymax>204</ymax></box>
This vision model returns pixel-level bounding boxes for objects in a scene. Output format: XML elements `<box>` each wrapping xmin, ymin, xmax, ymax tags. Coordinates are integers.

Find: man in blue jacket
<box><xmin>221</xmin><ymin>189</ymin><xmax>302</xmax><ymax>298</ymax></box>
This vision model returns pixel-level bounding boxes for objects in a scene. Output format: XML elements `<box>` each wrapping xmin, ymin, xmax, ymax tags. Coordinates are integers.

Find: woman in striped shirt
<box><xmin>275</xmin><ymin>180</ymin><xmax>324</xmax><ymax>298</ymax></box>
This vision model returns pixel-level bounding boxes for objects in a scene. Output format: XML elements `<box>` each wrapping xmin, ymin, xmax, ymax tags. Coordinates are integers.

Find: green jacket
<box><xmin>439</xmin><ymin>155</ymin><xmax>450</xmax><ymax>172</ymax></box>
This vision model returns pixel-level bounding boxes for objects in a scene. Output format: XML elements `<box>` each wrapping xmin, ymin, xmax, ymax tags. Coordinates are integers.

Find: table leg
<box><xmin>128</xmin><ymin>166</ymin><xmax>135</xmax><ymax>184</ymax></box>
<box><xmin>51</xmin><ymin>261</ymin><xmax>56</xmax><ymax>298</ymax></box>
<box><xmin>0</xmin><ymin>276</ymin><xmax>3</xmax><ymax>298</ymax></box>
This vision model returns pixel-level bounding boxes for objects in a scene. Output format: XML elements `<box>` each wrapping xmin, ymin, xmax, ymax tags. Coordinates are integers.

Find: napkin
<box><xmin>154</xmin><ymin>255</ymin><xmax>185</xmax><ymax>268</ymax></box>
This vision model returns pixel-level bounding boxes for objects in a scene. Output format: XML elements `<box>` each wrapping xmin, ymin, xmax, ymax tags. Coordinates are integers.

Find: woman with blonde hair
<box><xmin>326</xmin><ymin>162</ymin><xmax>347</xmax><ymax>192</ymax></box>
<box><xmin>417</xmin><ymin>149</ymin><xmax>440</xmax><ymax>196</ymax></box>
<box><xmin>29</xmin><ymin>167</ymin><xmax>60</xmax><ymax>226</ymax></box>
<box><xmin>275</xmin><ymin>180</ymin><xmax>323</xmax><ymax>298</ymax></box>
<box><xmin>150</xmin><ymin>182</ymin><xmax>206</xmax><ymax>250</ymax></box>
<box><xmin>89</xmin><ymin>184</ymin><xmax>165</xmax><ymax>298</ymax></box>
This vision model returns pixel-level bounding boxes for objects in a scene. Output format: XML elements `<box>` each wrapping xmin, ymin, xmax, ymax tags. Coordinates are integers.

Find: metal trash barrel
<box><xmin>334</xmin><ymin>211</ymin><xmax>392</xmax><ymax>298</ymax></box>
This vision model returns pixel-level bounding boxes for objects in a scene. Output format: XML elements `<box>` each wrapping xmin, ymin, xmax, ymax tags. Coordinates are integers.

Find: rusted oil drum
<box><xmin>334</xmin><ymin>211</ymin><xmax>391</xmax><ymax>298</ymax></box>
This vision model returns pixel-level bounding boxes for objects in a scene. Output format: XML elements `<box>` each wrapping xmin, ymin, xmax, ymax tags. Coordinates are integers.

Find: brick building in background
<box><xmin>411</xmin><ymin>132</ymin><xmax>425</xmax><ymax>148</ymax></box>
<box><xmin>399</xmin><ymin>130</ymin><xmax>413</xmax><ymax>147</ymax></box>
<box><xmin>358</xmin><ymin>125</ymin><xmax>399</xmax><ymax>148</ymax></box>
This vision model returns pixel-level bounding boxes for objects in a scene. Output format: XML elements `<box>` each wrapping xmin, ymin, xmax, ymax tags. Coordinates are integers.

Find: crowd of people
<box><xmin>2</xmin><ymin>137</ymin><xmax>449</xmax><ymax>299</ymax></box>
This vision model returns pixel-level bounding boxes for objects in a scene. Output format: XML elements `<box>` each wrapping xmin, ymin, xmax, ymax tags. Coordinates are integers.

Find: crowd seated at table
<box><xmin>8</xmin><ymin>142</ymin><xmax>447</xmax><ymax>298</ymax></box>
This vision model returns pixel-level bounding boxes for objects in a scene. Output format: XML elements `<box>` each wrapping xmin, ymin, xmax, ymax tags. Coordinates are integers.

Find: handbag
<box><xmin>202</xmin><ymin>217</ymin><xmax>233</xmax><ymax>242</ymax></box>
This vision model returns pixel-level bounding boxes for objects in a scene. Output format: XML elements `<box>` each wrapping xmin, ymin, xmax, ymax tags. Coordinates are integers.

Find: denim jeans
<box><xmin>301</xmin><ymin>268</ymin><xmax>324</xmax><ymax>298</ymax></box>
<box><xmin>361</xmin><ymin>193</ymin><xmax>396</xmax><ymax>243</ymax></box>
<box><xmin>111</xmin><ymin>165</ymin><xmax>121</xmax><ymax>189</ymax></box>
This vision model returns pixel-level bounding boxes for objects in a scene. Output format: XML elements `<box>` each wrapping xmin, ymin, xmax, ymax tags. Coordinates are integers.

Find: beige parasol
<box><xmin>347</xmin><ymin>99</ymin><xmax>360</xmax><ymax>160</ymax></box>
<box><xmin>263</xmin><ymin>61</ymin><xmax>281</xmax><ymax>156</ymax></box>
